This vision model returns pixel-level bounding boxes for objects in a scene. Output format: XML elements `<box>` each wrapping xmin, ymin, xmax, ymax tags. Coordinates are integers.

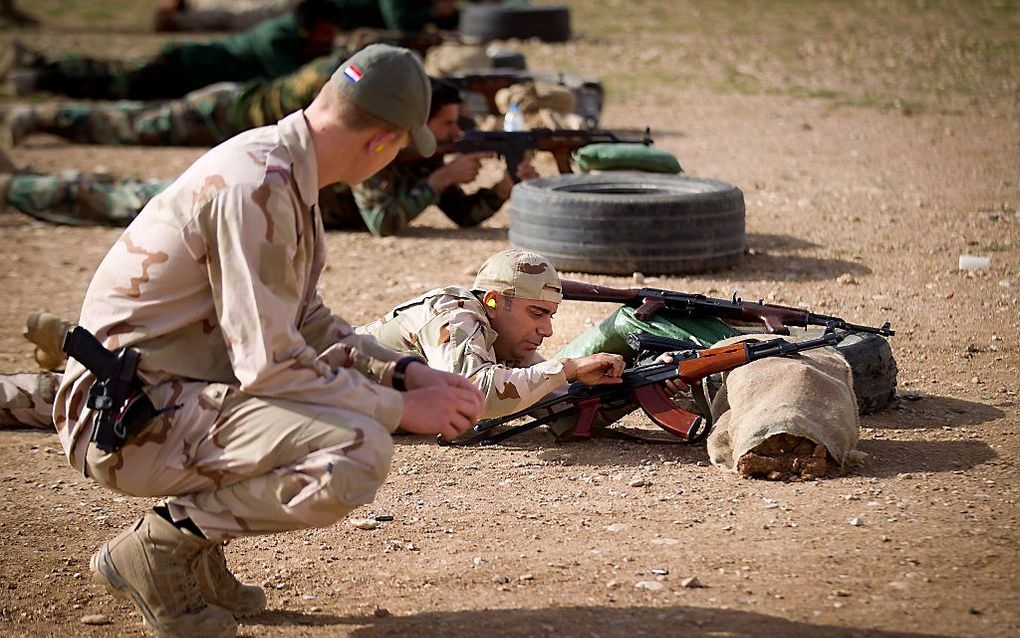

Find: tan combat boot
<box><xmin>193</xmin><ymin>544</ymin><xmax>267</xmax><ymax>617</ymax></box>
<box><xmin>23</xmin><ymin>312</ymin><xmax>72</xmax><ymax>371</ymax></box>
<box><xmin>90</xmin><ymin>511</ymin><xmax>237</xmax><ymax>638</ymax></box>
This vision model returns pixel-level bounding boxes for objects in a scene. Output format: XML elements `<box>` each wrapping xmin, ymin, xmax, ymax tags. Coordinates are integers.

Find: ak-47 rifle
<box><xmin>417</xmin><ymin>128</ymin><xmax>653</xmax><ymax>182</ymax></box>
<box><xmin>439</xmin><ymin>329</ymin><xmax>845</xmax><ymax>447</ymax></box>
<box><xmin>560</xmin><ymin>279</ymin><xmax>895</xmax><ymax>336</ymax></box>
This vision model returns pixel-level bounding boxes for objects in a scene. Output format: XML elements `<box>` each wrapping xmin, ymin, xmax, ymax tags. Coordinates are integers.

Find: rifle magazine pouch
<box><xmin>573</xmin><ymin>143</ymin><xmax>683</xmax><ymax>174</ymax></box>
<box><xmin>705</xmin><ymin>334</ymin><xmax>860</xmax><ymax>477</ymax></box>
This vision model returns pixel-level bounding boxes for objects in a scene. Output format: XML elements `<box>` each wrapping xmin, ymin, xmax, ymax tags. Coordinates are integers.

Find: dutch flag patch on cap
<box><xmin>343</xmin><ymin>65</ymin><xmax>363</xmax><ymax>83</ymax></box>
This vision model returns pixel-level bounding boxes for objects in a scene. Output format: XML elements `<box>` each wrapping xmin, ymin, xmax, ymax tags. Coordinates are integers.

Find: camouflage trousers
<box><xmin>1</xmin><ymin>372</ymin><xmax>394</xmax><ymax>540</ymax></box>
<box><xmin>0</xmin><ymin>371</ymin><xmax>58</xmax><ymax>429</ymax></box>
<box><xmin>35</xmin><ymin>47</ymin><xmax>211</xmax><ymax>100</ymax></box>
<box><xmin>4</xmin><ymin>169</ymin><xmax>361</xmax><ymax>229</ymax></box>
<box><xmin>5</xmin><ymin>170</ymin><xmax>168</xmax><ymax>226</ymax></box>
<box><xmin>25</xmin><ymin>82</ymin><xmax>242</xmax><ymax>147</ymax></box>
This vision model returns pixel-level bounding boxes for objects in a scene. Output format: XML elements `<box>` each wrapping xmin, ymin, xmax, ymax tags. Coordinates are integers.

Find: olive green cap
<box><xmin>332</xmin><ymin>44</ymin><xmax>436</xmax><ymax>156</ymax></box>
<box><xmin>473</xmin><ymin>249</ymin><xmax>563</xmax><ymax>303</ymax></box>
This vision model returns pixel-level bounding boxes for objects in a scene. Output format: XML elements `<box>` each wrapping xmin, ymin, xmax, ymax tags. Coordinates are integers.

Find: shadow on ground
<box><xmin>858</xmin><ymin>439</ymin><xmax>997</xmax><ymax>477</ymax></box>
<box><xmin>247</xmin><ymin>605</ymin><xmax>947</xmax><ymax>638</ymax></box>
<box><xmin>864</xmin><ymin>394</ymin><xmax>1006</xmax><ymax>430</ymax></box>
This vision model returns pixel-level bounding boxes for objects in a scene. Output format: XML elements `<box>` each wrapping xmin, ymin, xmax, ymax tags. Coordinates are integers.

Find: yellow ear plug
<box><xmin>373</xmin><ymin>144</ymin><xmax>386</xmax><ymax>153</ymax></box>
<box><xmin>486</xmin><ymin>298</ymin><xmax>497</xmax><ymax>308</ymax></box>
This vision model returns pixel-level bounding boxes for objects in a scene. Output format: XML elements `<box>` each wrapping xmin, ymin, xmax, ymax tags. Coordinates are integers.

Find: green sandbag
<box><xmin>545</xmin><ymin>307</ymin><xmax>739</xmax><ymax>440</ymax></box>
<box><xmin>555</xmin><ymin>306</ymin><xmax>738</xmax><ymax>360</ymax></box>
<box><xmin>572</xmin><ymin>143</ymin><xmax>683</xmax><ymax>174</ymax></box>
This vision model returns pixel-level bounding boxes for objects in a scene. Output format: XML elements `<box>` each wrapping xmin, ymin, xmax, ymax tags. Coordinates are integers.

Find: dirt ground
<box><xmin>0</xmin><ymin>1</ymin><xmax>1017</xmax><ymax>637</ymax></box>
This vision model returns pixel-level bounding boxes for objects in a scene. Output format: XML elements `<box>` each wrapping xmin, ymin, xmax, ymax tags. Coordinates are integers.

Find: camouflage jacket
<box><xmin>358</xmin><ymin>286</ymin><xmax>567</xmax><ymax>418</ymax></box>
<box><xmin>230</xmin><ymin>48</ymin><xmax>351</xmax><ymax>132</ymax></box>
<box><xmin>54</xmin><ymin>110</ymin><xmax>406</xmax><ymax>469</ymax></box>
<box><xmin>351</xmin><ymin>155</ymin><xmax>506</xmax><ymax>237</ymax></box>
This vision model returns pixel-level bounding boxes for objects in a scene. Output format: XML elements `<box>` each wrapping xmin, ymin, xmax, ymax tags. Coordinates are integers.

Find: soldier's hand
<box><xmin>561</xmin><ymin>353</ymin><xmax>626</xmax><ymax>385</ymax></box>
<box><xmin>515</xmin><ymin>157</ymin><xmax>539</xmax><ymax>181</ymax></box>
<box><xmin>655</xmin><ymin>352</ymin><xmax>690</xmax><ymax>395</ymax></box>
<box><xmin>397</xmin><ymin>362</ymin><xmax>483</xmax><ymax>440</ymax></box>
<box><xmin>443</xmin><ymin>153</ymin><xmax>486</xmax><ymax>184</ymax></box>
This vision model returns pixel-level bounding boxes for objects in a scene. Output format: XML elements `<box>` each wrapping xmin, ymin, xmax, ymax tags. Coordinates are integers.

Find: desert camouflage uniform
<box><xmin>17</xmin><ymin>49</ymin><xmax>351</xmax><ymax>147</ymax></box>
<box><xmin>359</xmin><ymin>286</ymin><xmax>567</xmax><ymax>419</ymax></box>
<box><xmin>23</xmin><ymin>13</ymin><xmax>323</xmax><ymax>100</ymax></box>
<box><xmin>0</xmin><ymin>372</ymin><xmax>59</xmax><ymax>429</ymax></box>
<box><xmin>352</xmin><ymin>154</ymin><xmax>506</xmax><ymax>237</ymax></box>
<box><xmin>53</xmin><ymin>110</ymin><xmax>406</xmax><ymax>541</ymax></box>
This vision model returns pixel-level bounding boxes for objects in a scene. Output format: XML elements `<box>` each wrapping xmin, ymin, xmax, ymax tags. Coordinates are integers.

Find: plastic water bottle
<box><xmin>503</xmin><ymin>101</ymin><xmax>525</xmax><ymax>132</ymax></box>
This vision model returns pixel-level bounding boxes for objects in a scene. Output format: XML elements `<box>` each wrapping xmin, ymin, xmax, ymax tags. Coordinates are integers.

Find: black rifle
<box><xmin>62</xmin><ymin>327</ymin><xmax>155</xmax><ymax>453</ymax></box>
<box><xmin>402</xmin><ymin>128</ymin><xmax>654</xmax><ymax>182</ymax></box>
<box><xmin>560</xmin><ymin>279</ymin><xmax>894</xmax><ymax>336</ymax></box>
<box><xmin>439</xmin><ymin>330</ymin><xmax>845</xmax><ymax>446</ymax></box>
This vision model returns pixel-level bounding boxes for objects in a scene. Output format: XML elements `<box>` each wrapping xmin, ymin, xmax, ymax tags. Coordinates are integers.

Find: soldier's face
<box><xmin>428</xmin><ymin>104</ymin><xmax>463</xmax><ymax>144</ymax></box>
<box><xmin>487</xmin><ymin>294</ymin><xmax>558</xmax><ymax>363</ymax></box>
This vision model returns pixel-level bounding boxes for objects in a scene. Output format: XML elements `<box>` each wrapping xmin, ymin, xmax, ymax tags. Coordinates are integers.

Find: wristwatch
<box><xmin>392</xmin><ymin>356</ymin><xmax>425</xmax><ymax>391</ymax></box>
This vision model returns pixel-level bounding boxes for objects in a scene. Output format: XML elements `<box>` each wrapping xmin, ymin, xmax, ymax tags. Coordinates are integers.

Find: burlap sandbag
<box><xmin>706</xmin><ymin>334</ymin><xmax>860</xmax><ymax>474</ymax></box>
<box><xmin>424</xmin><ymin>43</ymin><xmax>491</xmax><ymax>76</ymax></box>
<box><xmin>495</xmin><ymin>82</ymin><xmax>576</xmax><ymax>116</ymax></box>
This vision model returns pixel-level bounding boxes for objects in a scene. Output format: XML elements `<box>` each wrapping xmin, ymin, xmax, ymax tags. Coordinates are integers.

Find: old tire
<box><xmin>509</xmin><ymin>172</ymin><xmax>745</xmax><ymax>275</ymax></box>
<box><xmin>459</xmin><ymin>4</ymin><xmax>571</xmax><ymax>43</ymax></box>
<box><xmin>836</xmin><ymin>332</ymin><xmax>898</xmax><ymax>414</ymax></box>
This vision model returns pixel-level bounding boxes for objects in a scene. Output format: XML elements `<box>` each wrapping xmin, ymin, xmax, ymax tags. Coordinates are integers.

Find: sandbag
<box><xmin>573</xmin><ymin>143</ymin><xmax>683</xmax><ymax>174</ymax></box>
<box><xmin>706</xmin><ymin>334</ymin><xmax>860</xmax><ymax>478</ymax></box>
<box><xmin>555</xmin><ymin>306</ymin><xmax>738</xmax><ymax>360</ymax></box>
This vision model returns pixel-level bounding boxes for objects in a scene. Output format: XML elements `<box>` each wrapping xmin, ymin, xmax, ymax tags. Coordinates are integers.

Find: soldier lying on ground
<box><xmin>3</xmin><ymin>249</ymin><xmax>626</xmax><ymax>428</ymax></box>
<box><xmin>11</xmin><ymin>44</ymin><xmax>485</xmax><ymax>638</ymax></box>
<box><xmin>0</xmin><ymin>77</ymin><xmax>534</xmax><ymax>235</ymax></box>
<box><xmin>0</xmin><ymin>0</ymin><xmax>340</xmax><ymax>100</ymax></box>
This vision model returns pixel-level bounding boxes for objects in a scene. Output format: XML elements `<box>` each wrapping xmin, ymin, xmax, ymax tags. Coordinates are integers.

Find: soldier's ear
<box><xmin>482</xmin><ymin>291</ymin><xmax>500</xmax><ymax>314</ymax></box>
<box><xmin>366</xmin><ymin>130</ymin><xmax>401</xmax><ymax>155</ymax></box>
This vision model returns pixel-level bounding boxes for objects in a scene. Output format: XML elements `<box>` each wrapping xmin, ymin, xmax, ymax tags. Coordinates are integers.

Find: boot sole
<box><xmin>90</xmin><ymin>544</ymin><xmax>178</xmax><ymax>638</ymax></box>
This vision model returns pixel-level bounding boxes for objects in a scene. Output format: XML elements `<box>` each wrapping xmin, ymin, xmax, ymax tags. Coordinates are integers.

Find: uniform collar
<box><xmin>276</xmin><ymin>110</ymin><xmax>319</xmax><ymax>209</ymax></box>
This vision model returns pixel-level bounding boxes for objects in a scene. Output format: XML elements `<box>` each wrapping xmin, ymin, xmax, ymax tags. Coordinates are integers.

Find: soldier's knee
<box><xmin>323</xmin><ymin>422</ymin><xmax>393</xmax><ymax>509</ymax></box>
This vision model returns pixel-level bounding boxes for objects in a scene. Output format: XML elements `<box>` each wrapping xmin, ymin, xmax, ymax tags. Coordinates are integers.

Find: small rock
<box><xmin>349</xmin><ymin>518</ymin><xmax>380</xmax><ymax>530</ymax></box>
<box><xmin>651</xmin><ymin>568</ymin><xmax>669</xmax><ymax>576</ymax></box>
<box><xmin>632</xmin><ymin>272</ymin><xmax>645</xmax><ymax>285</ymax></box>
<box><xmin>472</xmin><ymin>556</ymin><xmax>487</xmax><ymax>566</ymax></box>
<box><xmin>373</xmin><ymin>608</ymin><xmax>390</xmax><ymax>618</ymax></box>
<box><xmin>606</xmin><ymin>580</ymin><xmax>619</xmax><ymax>589</ymax></box>
<box><xmin>493</xmin><ymin>575</ymin><xmax>510</xmax><ymax>585</ymax></box>
<box><xmin>605</xmin><ymin>523</ymin><xmax>630</xmax><ymax>533</ymax></box>
<box><xmin>635</xmin><ymin>580</ymin><xmax>667</xmax><ymax>591</ymax></box>
<box><xmin>836</xmin><ymin>273</ymin><xmax>858</xmax><ymax>285</ymax></box>
<box><xmin>80</xmin><ymin>614</ymin><xmax>111</xmax><ymax>626</ymax></box>
<box><xmin>680</xmin><ymin>577</ymin><xmax>705</xmax><ymax>588</ymax></box>
<box><xmin>849</xmin><ymin>517</ymin><xmax>863</xmax><ymax>527</ymax></box>
<box><xmin>629</xmin><ymin>477</ymin><xmax>647</xmax><ymax>487</ymax></box>
<box><xmin>519</xmin><ymin>573</ymin><xmax>535</xmax><ymax>582</ymax></box>
<box><xmin>374</xmin><ymin>514</ymin><xmax>394</xmax><ymax>522</ymax></box>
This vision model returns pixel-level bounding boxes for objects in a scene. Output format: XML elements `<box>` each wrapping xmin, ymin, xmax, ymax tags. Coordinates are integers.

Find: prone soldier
<box><xmin>1</xmin><ymin>78</ymin><xmax>535</xmax><ymax>236</ymax></box>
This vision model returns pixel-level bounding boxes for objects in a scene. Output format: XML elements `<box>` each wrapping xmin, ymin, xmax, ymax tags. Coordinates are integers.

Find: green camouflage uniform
<box><xmin>4</xmin><ymin>171</ymin><xmax>168</xmax><ymax>227</ymax></box>
<box><xmin>16</xmin><ymin>50</ymin><xmax>351</xmax><ymax>147</ymax></box>
<box><xmin>352</xmin><ymin>154</ymin><xmax>506</xmax><ymax>237</ymax></box>
<box><xmin>26</xmin><ymin>13</ymin><xmax>324</xmax><ymax>100</ymax></box>
<box><xmin>52</xmin><ymin>110</ymin><xmax>406</xmax><ymax>541</ymax></box>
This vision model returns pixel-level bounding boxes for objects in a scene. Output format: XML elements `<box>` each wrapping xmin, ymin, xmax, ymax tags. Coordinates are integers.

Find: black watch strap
<box><xmin>392</xmin><ymin>356</ymin><xmax>425</xmax><ymax>391</ymax></box>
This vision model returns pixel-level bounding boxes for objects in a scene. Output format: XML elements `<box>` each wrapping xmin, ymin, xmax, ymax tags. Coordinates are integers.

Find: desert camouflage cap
<box><xmin>331</xmin><ymin>44</ymin><xmax>436</xmax><ymax>156</ymax></box>
<box><xmin>472</xmin><ymin>249</ymin><xmax>562</xmax><ymax>303</ymax></box>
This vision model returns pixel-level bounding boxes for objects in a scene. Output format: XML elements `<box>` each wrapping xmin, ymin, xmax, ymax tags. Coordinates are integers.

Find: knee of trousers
<box><xmin>321</xmin><ymin>420</ymin><xmax>394</xmax><ymax>511</ymax></box>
